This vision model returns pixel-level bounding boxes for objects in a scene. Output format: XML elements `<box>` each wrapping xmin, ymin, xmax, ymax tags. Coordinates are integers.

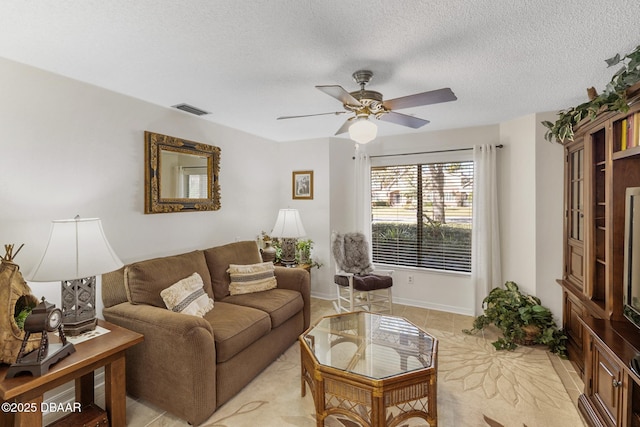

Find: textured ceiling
<box><xmin>1</xmin><ymin>1</ymin><xmax>640</xmax><ymax>142</ymax></box>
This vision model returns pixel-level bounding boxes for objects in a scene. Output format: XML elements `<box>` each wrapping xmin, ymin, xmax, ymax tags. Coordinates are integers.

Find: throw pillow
<box><xmin>204</xmin><ymin>241</ymin><xmax>263</xmax><ymax>300</ymax></box>
<box><xmin>227</xmin><ymin>262</ymin><xmax>277</xmax><ymax>295</ymax></box>
<box><xmin>160</xmin><ymin>272</ymin><xmax>214</xmax><ymax>317</ymax></box>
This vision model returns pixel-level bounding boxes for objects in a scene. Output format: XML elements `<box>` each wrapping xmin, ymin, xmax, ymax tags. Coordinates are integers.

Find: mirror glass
<box><xmin>159</xmin><ymin>150</ymin><xmax>209</xmax><ymax>199</ymax></box>
<box><xmin>145</xmin><ymin>131</ymin><xmax>221</xmax><ymax>213</ymax></box>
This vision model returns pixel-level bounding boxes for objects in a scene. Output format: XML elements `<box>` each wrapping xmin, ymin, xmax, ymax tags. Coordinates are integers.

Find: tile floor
<box><xmin>43</xmin><ymin>298</ymin><xmax>586</xmax><ymax>426</ymax></box>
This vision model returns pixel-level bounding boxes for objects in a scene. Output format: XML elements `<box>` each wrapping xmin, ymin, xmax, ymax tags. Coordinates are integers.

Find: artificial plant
<box><xmin>464</xmin><ymin>281</ymin><xmax>567</xmax><ymax>357</ymax></box>
<box><xmin>543</xmin><ymin>44</ymin><xmax>640</xmax><ymax>144</ymax></box>
<box><xmin>267</xmin><ymin>238</ymin><xmax>322</xmax><ymax>268</ymax></box>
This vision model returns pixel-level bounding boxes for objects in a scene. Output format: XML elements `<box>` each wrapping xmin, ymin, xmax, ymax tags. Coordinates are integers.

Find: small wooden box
<box><xmin>48</xmin><ymin>403</ymin><xmax>109</xmax><ymax>427</ymax></box>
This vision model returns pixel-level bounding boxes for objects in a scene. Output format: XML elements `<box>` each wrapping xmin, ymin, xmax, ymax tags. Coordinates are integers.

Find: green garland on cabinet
<box><xmin>543</xmin><ymin>44</ymin><xmax>640</xmax><ymax>144</ymax></box>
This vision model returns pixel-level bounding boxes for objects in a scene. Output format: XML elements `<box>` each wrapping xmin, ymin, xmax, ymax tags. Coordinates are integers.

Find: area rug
<box><xmin>432</xmin><ymin>329</ymin><xmax>583</xmax><ymax>427</ymax></box>
<box><xmin>200</xmin><ymin>327</ymin><xmax>584</xmax><ymax>427</ymax></box>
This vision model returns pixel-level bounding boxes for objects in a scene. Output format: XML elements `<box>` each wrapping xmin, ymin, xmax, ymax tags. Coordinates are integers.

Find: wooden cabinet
<box><xmin>579</xmin><ymin>318</ymin><xmax>640</xmax><ymax>427</ymax></box>
<box><xmin>559</xmin><ymin>84</ymin><xmax>640</xmax><ymax>426</ymax></box>
<box><xmin>588</xmin><ymin>335</ymin><xmax>623</xmax><ymax>426</ymax></box>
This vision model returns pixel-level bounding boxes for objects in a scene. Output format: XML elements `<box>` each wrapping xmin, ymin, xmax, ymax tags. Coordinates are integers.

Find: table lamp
<box><xmin>270</xmin><ymin>209</ymin><xmax>306</xmax><ymax>266</ymax></box>
<box><xmin>29</xmin><ymin>217</ymin><xmax>124</xmax><ymax>335</ymax></box>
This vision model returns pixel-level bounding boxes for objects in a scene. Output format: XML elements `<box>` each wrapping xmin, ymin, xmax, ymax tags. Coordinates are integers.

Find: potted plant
<box><xmin>295</xmin><ymin>239</ymin><xmax>322</xmax><ymax>269</ymax></box>
<box><xmin>463</xmin><ymin>281</ymin><xmax>567</xmax><ymax>357</ymax></box>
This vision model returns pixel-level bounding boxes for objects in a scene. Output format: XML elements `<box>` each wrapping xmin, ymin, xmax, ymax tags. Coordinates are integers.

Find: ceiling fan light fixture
<box><xmin>349</xmin><ymin>117</ymin><xmax>377</xmax><ymax>144</ymax></box>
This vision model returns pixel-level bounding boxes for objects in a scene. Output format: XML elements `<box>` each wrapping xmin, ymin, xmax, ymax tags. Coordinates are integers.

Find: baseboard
<box><xmin>577</xmin><ymin>394</ymin><xmax>606</xmax><ymax>427</ymax></box>
<box><xmin>310</xmin><ymin>291</ymin><xmax>335</xmax><ymax>301</ymax></box>
<box><xmin>392</xmin><ymin>296</ymin><xmax>474</xmax><ymax>316</ymax></box>
<box><xmin>311</xmin><ymin>292</ymin><xmax>474</xmax><ymax>316</ymax></box>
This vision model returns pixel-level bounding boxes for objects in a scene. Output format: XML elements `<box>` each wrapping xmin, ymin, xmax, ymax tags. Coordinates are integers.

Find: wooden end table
<box><xmin>300</xmin><ymin>312</ymin><xmax>438</xmax><ymax>426</ymax></box>
<box><xmin>275</xmin><ymin>262</ymin><xmax>311</xmax><ymax>273</ymax></box>
<box><xmin>0</xmin><ymin>320</ymin><xmax>143</xmax><ymax>427</ymax></box>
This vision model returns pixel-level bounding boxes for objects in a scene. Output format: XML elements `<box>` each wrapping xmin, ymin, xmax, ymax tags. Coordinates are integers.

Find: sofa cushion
<box><xmin>102</xmin><ymin>267</ymin><xmax>127</xmax><ymax>308</ymax></box>
<box><xmin>161</xmin><ymin>272</ymin><xmax>214</xmax><ymax>317</ymax></box>
<box><xmin>334</xmin><ymin>274</ymin><xmax>393</xmax><ymax>291</ymax></box>
<box><xmin>203</xmin><ymin>301</ymin><xmax>271</xmax><ymax>363</ymax></box>
<box><xmin>222</xmin><ymin>289</ymin><xmax>303</xmax><ymax>329</ymax></box>
<box><xmin>125</xmin><ymin>250</ymin><xmax>213</xmax><ymax>308</ymax></box>
<box><xmin>227</xmin><ymin>262</ymin><xmax>277</xmax><ymax>295</ymax></box>
<box><xmin>204</xmin><ymin>241</ymin><xmax>262</xmax><ymax>300</ymax></box>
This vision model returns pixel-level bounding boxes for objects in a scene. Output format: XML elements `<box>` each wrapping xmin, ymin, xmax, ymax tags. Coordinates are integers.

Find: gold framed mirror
<box><xmin>144</xmin><ymin>131</ymin><xmax>221</xmax><ymax>214</ymax></box>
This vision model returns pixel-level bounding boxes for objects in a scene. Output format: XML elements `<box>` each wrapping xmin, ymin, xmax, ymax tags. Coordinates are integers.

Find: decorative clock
<box><xmin>6</xmin><ymin>298</ymin><xmax>76</xmax><ymax>378</ymax></box>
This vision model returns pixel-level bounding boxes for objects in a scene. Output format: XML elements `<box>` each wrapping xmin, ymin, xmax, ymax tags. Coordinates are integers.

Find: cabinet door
<box><xmin>566</xmin><ymin>141</ymin><xmax>585</xmax><ymax>289</ymax></box>
<box><xmin>591</xmin><ymin>339</ymin><xmax>624</xmax><ymax>426</ymax></box>
<box><xmin>564</xmin><ymin>291</ymin><xmax>585</xmax><ymax>375</ymax></box>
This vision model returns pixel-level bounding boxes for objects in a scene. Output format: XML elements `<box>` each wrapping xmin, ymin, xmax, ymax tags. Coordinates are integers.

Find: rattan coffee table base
<box><xmin>299</xmin><ymin>313</ymin><xmax>437</xmax><ymax>427</ymax></box>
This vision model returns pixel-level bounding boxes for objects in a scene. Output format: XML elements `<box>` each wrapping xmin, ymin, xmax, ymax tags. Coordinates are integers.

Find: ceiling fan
<box><xmin>277</xmin><ymin>70</ymin><xmax>457</xmax><ymax>143</ymax></box>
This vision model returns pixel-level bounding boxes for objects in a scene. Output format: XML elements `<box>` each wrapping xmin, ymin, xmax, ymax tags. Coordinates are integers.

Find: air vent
<box><xmin>172</xmin><ymin>103</ymin><xmax>211</xmax><ymax>116</ymax></box>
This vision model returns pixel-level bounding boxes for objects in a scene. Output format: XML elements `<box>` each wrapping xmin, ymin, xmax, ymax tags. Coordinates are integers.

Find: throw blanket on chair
<box><xmin>331</xmin><ymin>232</ymin><xmax>374</xmax><ymax>275</ymax></box>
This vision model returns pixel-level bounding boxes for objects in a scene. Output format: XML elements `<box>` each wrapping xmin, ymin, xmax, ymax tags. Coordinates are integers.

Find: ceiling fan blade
<box><xmin>316</xmin><ymin>85</ymin><xmax>362</xmax><ymax>107</ymax></box>
<box><xmin>277</xmin><ymin>111</ymin><xmax>346</xmax><ymax>120</ymax></box>
<box><xmin>383</xmin><ymin>88</ymin><xmax>457</xmax><ymax>110</ymax></box>
<box><xmin>334</xmin><ymin>118</ymin><xmax>353</xmax><ymax>135</ymax></box>
<box><xmin>378</xmin><ymin>111</ymin><xmax>430</xmax><ymax>129</ymax></box>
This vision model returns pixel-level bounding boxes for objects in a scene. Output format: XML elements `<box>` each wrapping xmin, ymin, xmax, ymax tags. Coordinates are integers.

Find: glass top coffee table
<box><xmin>300</xmin><ymin>311</ymin><xmax>438</xmax><ymax>426</ymax></box>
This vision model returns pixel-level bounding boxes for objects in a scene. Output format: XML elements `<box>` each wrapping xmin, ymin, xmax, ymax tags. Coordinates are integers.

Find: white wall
<box><xmin>328</xmin><ymin>138</ymin><xmax>358</xmax><ymax>236</ymax></box>
<box><xmin>304</xmin><ymin>121</ymin><xmax>565</xmax><ymax>318</ymax></box>
<box><xmin>275</xmin><ymin>138</ymin><xmax>333</xmax><ymax>296</ymax></box>
<box><xmin>498</xmin><ymin>113</ymin><xmax>564</xmax><ymax>320</ymax></box>
<box><xmin>0</xmin><ymin>58</ymin><xmax>281</xmax><ymax>315</ymax></box>
<box><xmin>499</xmin><ymin>115</ymin><xmax>537</xmax><ymax>294</ymax></box>
<box><xmin>535</xmin><ymin>112</ymin><xmax>564</xmax><ymax>320</ymax></box>
<box><xmin>372</xmin><ymin>126</ymin><xmax>504</xmax><ymax>315</ymax></box>
<box><xmin>0</xmin><ymin>57</ymin><xmax>567</xmax><ymax>321</ymax></box>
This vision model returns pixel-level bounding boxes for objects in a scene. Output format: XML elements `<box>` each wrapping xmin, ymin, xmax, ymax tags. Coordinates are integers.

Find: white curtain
<box><xmin>354</xmin><ymin>143</ymin><xmax>372</xmax><ymax>240</ymax></box>
<box><xmin>472</xmin><ymin>144</ymin><xmax>502</xmax><ymax>315</ymax></box>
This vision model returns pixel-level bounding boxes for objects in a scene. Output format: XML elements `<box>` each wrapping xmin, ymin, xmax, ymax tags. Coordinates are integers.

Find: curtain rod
<box><xmin>368</xmin><ymin>144</ymin><xmax>503</xmax><ymax>159</ymax></box>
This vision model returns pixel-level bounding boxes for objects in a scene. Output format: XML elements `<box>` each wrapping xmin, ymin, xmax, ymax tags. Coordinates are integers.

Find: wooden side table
<box><xmin>275</xmin><ymin>262</ymin><xmax>311</xmax><ymax>274</ymax></box>
<box><xmin>0</xmin><ymin>320</ymin><xmax>143</xmax><ymax>427</ymax></box>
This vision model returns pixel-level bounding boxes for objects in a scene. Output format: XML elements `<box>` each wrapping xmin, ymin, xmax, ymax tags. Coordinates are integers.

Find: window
<box><xmin>370</xmin><ymin>160</ymin><xmax>473</xmax><ymax>273</ymax></box>
<box><xmin>181</xmin><ymin>167</ymin><xmax>208</xmax><ymax>199</ymax></box>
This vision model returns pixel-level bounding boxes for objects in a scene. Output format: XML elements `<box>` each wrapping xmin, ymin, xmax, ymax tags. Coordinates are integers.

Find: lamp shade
<box><xmin>349</xmin><ymin>117</ymin><xmax>377</xmax><ymax>144</ymax></box>
<box><xmin>29</xmin><ymin>218</ymin><xmax>123</xmax><ymax>281</ymax></box>
<box><xmin>270</xmin><ymin>209</ymin><xmax>306</xmax><ymax>239</ymax></box>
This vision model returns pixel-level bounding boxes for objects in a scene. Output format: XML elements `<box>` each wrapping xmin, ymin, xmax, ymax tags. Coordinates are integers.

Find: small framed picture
<box><xmin>292</xmin><ymin>170</ymin><xmax>314</xmax><ymax>200</ymax></box>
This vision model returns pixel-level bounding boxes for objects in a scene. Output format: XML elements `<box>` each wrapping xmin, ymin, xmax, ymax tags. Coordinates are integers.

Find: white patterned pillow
<box><xmin>160</xmin><ymin>272</ymin><xmax>214</xmax><ymax>317</ymax></box>
<box><xmin>227</xmin><ymin>262</ymin><xmax>277</xmax><ymax>295</ymax></box>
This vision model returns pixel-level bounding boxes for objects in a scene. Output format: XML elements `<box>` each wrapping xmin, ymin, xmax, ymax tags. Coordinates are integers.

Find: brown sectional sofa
<box><xmin>101</xmin><ymin>241</ymin><xmax>310</xmax><ymax>425</ymax></box>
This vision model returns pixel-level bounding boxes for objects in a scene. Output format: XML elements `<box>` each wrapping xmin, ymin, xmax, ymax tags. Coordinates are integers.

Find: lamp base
<box><xmin>63</xmin><ymin>318</ymin><xmax>98</xmax><ymax>336</ymax></box>
<box><xmin>279</xmin><ymin>237</ymin><xmax>298</xmax><ymax>266</ymax></box>
<box><xmin>61</xmin><ymin>277</ymin><xmax>97</xmax><ymax>336</ymax></box>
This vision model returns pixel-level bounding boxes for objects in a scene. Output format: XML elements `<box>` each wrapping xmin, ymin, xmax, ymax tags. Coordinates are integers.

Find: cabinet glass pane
<box><xmin>572</xmin><ymin>211</ymin><xmax>584</xmax><ymax>241</ymax></box>
<box><xmin>569</xmin><ymin>148</ymin><xmax>584</xmax><ymax>241</ymax></box>
<box><xmin>578</xmin><ymin>182</ymin><xmax>584</xmax><ymax>240</ymax></box>
<box><xmin>571</xmin><ymin>150</ymin><xmax>583</xmax><ymax>180</ymax></box>
<box><xmin>572</xmin><ymin>181</ymin><xmax>583</xmax><ymax>210</ymax></box>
